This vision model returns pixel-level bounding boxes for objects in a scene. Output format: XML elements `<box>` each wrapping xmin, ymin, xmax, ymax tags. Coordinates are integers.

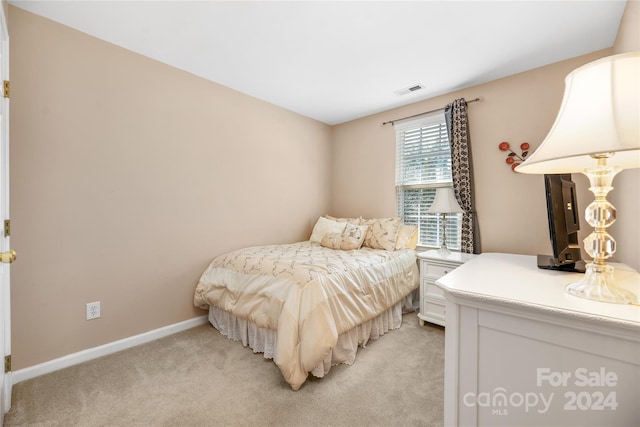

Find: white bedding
<box><xmin>194</xmin><ymin>241</ymin><xmax>419</xmax><ymax>390</ymax></box>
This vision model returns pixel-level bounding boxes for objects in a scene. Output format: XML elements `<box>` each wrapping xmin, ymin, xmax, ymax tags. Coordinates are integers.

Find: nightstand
<box><xmin>417</xmin><ymin>250</ymin><xmax>477</xmax><ymax>326</ymax></box>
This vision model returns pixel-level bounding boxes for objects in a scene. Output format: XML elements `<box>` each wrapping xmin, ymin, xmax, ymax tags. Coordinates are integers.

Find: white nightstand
<box><xmin>417</xmin><ymin>250</ymin><xmax>477</xmax><ymax>326</ymax></box>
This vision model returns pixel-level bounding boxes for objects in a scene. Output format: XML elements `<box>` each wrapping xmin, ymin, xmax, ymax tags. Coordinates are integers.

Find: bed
<box><xmin>193</xmin><ymin>216</ymin><xmax>419</xmax><ymax>390</ymax></box>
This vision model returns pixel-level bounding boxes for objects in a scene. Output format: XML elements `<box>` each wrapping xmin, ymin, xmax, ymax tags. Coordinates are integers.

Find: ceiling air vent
<box><xmin>394</xmin><ymin>84</ymin><xmax>425</xmax><ymax>96</ymax></box>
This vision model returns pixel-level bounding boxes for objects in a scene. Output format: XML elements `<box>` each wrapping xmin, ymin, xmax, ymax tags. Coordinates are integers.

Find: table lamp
<box><xmin>428</xmin><ymin>187</ymin><xmax>463</xmax><ymax>256</ymax></box>
<box><xmin>516</xmin><ymin>52</ymin><xmax>640</xmax><ymax>304</ymax></box>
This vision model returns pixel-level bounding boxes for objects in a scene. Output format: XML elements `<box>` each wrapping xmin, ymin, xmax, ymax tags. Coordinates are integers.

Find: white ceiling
<box><xmin>8</xmin><ymin>1</ymin><xmax>627</xmax><ymax>125</ymax></box>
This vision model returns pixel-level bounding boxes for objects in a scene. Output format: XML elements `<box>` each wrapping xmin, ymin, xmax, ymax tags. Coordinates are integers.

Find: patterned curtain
<box><xmin>445</xmin><ymin>98</ymin><xmax>480</xmax><ymax>254</ymax></box>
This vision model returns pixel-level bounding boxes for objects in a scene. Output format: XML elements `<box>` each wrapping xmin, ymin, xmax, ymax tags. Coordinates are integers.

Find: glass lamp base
<box><xmin>565</xmin><ymin>262</ymin><xmax>638</xmax><ymax>304</ymax></box>
<box><xmin>436</xmin><ymin>246</ymin><xmax>452</xmax><ymax>257</ymax></box>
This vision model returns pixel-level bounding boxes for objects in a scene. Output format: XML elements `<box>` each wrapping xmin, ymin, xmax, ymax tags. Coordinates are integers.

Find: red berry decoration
<box><xmin>498</xmin><ymin>141</ymin><xmax>531</xmax><ymax>172</ymax></box>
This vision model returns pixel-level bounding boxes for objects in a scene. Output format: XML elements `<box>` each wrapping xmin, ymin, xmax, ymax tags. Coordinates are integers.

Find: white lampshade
<box><xmin>428</xmin><ymin>187</ymin><xmax>463</xmax><ymax>214</ymax></box>
<box><xmin>516</xmin><ymin>52</ymin><xmax>639</xmax><ymax>174</ymax></box>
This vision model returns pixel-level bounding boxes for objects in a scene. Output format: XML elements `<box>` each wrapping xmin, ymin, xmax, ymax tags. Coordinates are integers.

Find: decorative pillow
<box><xmin>395</xmin><ymin>225</ymin><xmax>419</xmax><ymax>250</ymax></box>
<box><xmin>324</xmin><ymin>215</ymin><xmax>362</xmax><ymax>225</ymax></box>
<box><xmin>309</xmin><ymin>216</ymin><xmax>347</xmax><ymax>243</ymax></box>
<box><xmin>342</xmin><ymin>223</ymin><xmax>368</xmax><ymax>249</ymax></box>
<box><xmin>320</xmin><ymin>233</ymin><xmax>364</xmax><ymax>251</ymax></box>
<box><xmin>362</xmin><ymin>217</ymin><xmax>402</xmax><ymax>251</ymax></box>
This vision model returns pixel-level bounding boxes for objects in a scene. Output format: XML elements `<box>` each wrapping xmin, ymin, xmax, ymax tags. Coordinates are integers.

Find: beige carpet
<box><xmin>4</xmin><ymin>312</ymin><xmax>444</xmax><ymax>427</ymax></box>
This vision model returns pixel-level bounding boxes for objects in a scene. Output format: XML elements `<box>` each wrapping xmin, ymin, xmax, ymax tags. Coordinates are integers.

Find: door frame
<box><xmin>0</xmin><ymin>2</ymin><xmax>12</xmax><ymax>420</ymax></box>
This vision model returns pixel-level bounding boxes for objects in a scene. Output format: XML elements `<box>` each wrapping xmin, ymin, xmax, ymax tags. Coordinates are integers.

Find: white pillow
<box><xmin>342</xmin><ymin>223</ymin><xmax>368</xmax><ymax>249</ymax></box>
<box><xmin>309</xmin><ymin>216</ymin><xmax>347</xmax><ymax>243</ymax></box>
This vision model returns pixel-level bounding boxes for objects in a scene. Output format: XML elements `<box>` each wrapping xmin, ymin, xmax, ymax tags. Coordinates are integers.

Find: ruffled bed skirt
<box><xmin>207</xmin><ymin>293</ymin><xmax>415</xmax><ymax>379</ymax></box>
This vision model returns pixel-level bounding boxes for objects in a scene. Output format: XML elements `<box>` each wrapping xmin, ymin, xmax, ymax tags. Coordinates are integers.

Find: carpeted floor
<box><xmin>4</xmin><ymin>312</ymin><xmax>445</xmax><ymax>427</ymax></box>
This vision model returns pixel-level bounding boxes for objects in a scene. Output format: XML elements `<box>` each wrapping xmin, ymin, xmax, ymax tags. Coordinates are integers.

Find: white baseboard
<box><xmin>12</xmin><ymin>315</ymin><xmax>209</xmax><ymax>384</ymax></box>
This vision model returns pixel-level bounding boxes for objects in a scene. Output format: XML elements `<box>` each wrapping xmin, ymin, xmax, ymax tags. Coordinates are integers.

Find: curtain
<box><xmin>445</xmin><ymin>98</ymin><xmax>480</xmax><ymax>254</ymax></box>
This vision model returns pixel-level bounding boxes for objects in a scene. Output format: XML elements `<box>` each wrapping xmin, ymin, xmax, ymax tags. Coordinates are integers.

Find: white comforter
<box><xmin>194</xmin><ymin>241</ymin><xmax>418</xmax><ymax>390</ymax></box>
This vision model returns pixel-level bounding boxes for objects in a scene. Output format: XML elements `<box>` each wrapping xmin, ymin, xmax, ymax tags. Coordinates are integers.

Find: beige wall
<box><xmin>610</xmin><ymin>0</ymin><xmax>640</xmax><ymax>271</ymax></box>
<box><xmin>8</xmin><ymin>7</ymin><xmax>332</xmax><ymax>370</ymax></box>
<box><xmin>331</xmin><ymin>1</ymin><xmax>638</xmax><ymax>269</ymax></box>
<box><xmin>614</xmin><ymin>0</ymin><xmax>639</xmax><ymax>54</ymax></box>
<box><xmin>8</xmin><ymin>2</ymin><xmax>639</xmax><ymax>373</ymax></box>
<box><xmin>331</xmin><ymin>51</ymin><xmax>604</xmax><ymax>257</ymax></box>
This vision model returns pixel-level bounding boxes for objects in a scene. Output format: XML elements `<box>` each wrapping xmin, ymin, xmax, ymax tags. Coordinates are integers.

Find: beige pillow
<box><xmin>320</xmin><ymin>233</ymin><xmax>364</xmax><ymax>251</ymax></box>
<box><xmin>309</xmin><ymin>216</ymin><xmax>347</xmax><ymax>243</ymax></box>
<box><xmin>395</xmin><ymin>225</ymin><xmax>419</xmax><ymax>250</ymax></box>
<box><xmin>342</xmin><ymin>223</ymin><xmax>368</xmax><ymax>249</ymax></box>
<box><xmin>362</xmin><ymin>217</ymin><xmax>402</xmax><ymax>251</ymax></box>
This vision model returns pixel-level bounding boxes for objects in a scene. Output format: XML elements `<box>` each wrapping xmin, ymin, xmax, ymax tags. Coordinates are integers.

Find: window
<box><xmin>395</xmin><ymin>113</ymin><xmax>462</xmax><ymax>250</ymax></box>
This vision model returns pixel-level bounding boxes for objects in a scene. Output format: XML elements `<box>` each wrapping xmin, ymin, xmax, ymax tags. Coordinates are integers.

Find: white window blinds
<box><xmin>395</xmin><ymin>113</ymin><xmax>462</xmax><ymax>249</ymax></box>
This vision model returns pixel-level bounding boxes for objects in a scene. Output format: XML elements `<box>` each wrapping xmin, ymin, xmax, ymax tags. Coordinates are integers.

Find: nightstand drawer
<box><xmin>423</xmin><ymin>263</ymin><xmax>454</xmax><ymax>279</ymax></box>
<box><xmin>425</xmin><ymin>282</ymin><xmax>445</xmax><ymax>300</ymax></box>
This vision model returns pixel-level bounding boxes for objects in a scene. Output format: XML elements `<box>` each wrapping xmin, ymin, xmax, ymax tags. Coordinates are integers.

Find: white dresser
<box><xmin>417</xmin><ymin>250</ymin><xmax>477</xmax><ymax>327</ymax></box>
<box><xmin>437</xmin><ymin>253</ymin><xmax>640</xmax><ymax>426</ymax></box>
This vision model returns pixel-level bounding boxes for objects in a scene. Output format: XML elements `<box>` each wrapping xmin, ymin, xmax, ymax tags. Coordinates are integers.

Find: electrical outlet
<box><xmin>86</xmin><ymin>301</ymin><xmax>101</xmax><ymax>320</ymax></box>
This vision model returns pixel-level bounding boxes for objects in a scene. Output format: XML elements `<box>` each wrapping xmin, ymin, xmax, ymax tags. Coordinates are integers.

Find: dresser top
<box><xmin>436</xmin><ymin>252</ymin><xmax>640</xmax><ymax>327</ymax></box>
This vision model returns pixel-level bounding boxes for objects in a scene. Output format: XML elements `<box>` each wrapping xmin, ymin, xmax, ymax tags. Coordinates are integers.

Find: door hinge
<box><xmin>3</xmin><ymin>219</ymin><xmax>9</xmax><ymax>237</ymax></box>
<box><xmin>3</xmin><ymin>80</ymin><xmax>8</xmax><ymax>98</ymax></box>
<box><xmin>4</xmin><ymin>355</ymin><xmax>10</xmax><ymax>373</ymax></box>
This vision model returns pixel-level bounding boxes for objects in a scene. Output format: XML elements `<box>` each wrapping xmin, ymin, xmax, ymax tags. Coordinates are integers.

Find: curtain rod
<box><xmin>382</xmin><ymin>97</ymin><xmax>481</xmax><ymax>126</ymax></box>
